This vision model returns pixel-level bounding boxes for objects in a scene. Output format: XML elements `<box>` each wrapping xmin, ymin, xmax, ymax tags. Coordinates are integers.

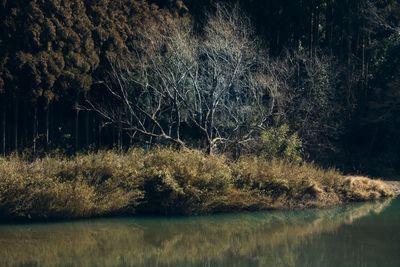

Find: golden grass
<box><xmin>0</xmin><ymin>148</ymin><xmax>395</xmax><ymax>219</ymax></box>
<box><xmin>341</xmin><ymin>176</ymin><xmax>394</xmax><ymax>201</ymax></box>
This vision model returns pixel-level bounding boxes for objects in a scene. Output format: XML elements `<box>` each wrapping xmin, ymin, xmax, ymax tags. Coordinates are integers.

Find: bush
<box><xmin>260</xmin><ymin>125</ymin><xmax>303</xmax><ymax>163</ymax></box>
<box><xmin>138</xmin><ymin>149</ymin><xmax>232</xmax><ymax>214</ymax></box>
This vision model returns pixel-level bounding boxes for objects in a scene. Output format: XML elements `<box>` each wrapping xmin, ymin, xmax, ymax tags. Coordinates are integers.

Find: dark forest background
<box><xmin>0</xmin><ymin>0</ymin><xmax>399</xmax><ymax>178</ymax></box>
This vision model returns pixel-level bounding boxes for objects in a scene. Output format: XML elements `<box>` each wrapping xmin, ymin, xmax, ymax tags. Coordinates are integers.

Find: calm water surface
<box><xmin>0</xmin><ymin>199</ymin><xmax>399</xmax><ymax>267</ymax></box>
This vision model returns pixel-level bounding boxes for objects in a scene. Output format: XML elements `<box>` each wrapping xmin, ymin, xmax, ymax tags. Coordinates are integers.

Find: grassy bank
<box><xmin>0</xmin><ymin>149</ymin><xmax>395</xmax><ymax>220</ymax></box>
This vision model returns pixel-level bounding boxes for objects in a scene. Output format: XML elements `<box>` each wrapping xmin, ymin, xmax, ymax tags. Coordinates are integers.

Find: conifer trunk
<box><xmin>85</xmin><ymin>111</ymin><xmax>90</xmax><ymax>148</ymax></box>
<box><xmin>75</xmin><ymin>109</ymin><xmax>79</xmax><ymax>151</ymax></box>
<box><xmin>1</xmin><ymin>100</ymin><xmax>6</xmax><ymax>156</ymax></box>
<box><xmin>33</xmin><ymin>104</ymin><xmax>38</xmax><ymax>154</ymax></box>
<box><xmin>45</xmin><ymin>105</ymin><xmax>50</xmax><ymax>147</ymax></box>
<box><xmin>98</xmin><ymin>118</ymin><xmax>102</xmax><ymax>148</ymax></box>
<box><xmin>14</xmin><ymin>98</ymin><xmax>18</xmax><ymax>153</ymax></box>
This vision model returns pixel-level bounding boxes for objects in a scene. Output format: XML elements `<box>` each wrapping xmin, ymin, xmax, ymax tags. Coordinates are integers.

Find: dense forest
<box><xmin>0</xmin><ymin>0</ymin><xmax>399</xmax><ymax>177</ymax></box>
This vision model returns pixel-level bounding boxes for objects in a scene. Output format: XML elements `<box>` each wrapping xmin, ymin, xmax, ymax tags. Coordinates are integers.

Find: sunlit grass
<box><xmin>0</xmin><ymin>148</ymin><xmax>395</xmax><ymax>219</ymax></box>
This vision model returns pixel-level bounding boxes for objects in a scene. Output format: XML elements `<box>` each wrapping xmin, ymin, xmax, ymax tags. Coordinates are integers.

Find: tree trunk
<box><xmin>14</xmin><ymin>98</ymin><xmax>18</xmax><ymax>153</ymax></box>
<box><xmin>346</xmin><ymin>0</ymin><xmax>352</xmax><ymax>105</ymax></box>
<box><xmin>33</xmin><ymin>103</ymin><xmax>38</xmax><ymax>154</ymax></box>
<box><xmin>315</xmin><ymin>4</ymin><xmax>320</xmax><ymax>55</ymax></box>
<box><xmin>85</xmin><ymin>111</ymin><xmax>90</xmax><ymax>148</ymax></box>
<box><xmin>207</xmin><ymin>139</ymin><xmax>214</xmax><ymax>155</ymax></box>
<box><xmin>92</xmin><ymin>113</ymin><xmax>96</xmax><ymax>148</ymax></box>
<box><xmin>129</xmin><ymin>114</ymin><xmax>134</xmax><ymax>146</ymax></box>
<box><xmin>118</xmin><ymin>120</ymin><xmax>122</xmax><ymax>150</ymax></box>
<box><xmin>75</xmin><ymin>109</ymin><xmax>79</xmax><ymax>151</ymax></box>
<box><xmin>45</xmin><ymin>104</ymin><xmax>50</xmax><ymax>147</ymax></box>
<box><xmin>310</xmin><ymin>8</ymin><xmax>314</xmax><ymax>59</ymax></box>
<box><xmin>1</xmin><ymin>100</ymin><xmax>5</xmax><ymax>156</ymax></box>
<box><xmin>98</xmin><ymin>118</ymin><xmax>102</xmax><ymax>148</ymax></box>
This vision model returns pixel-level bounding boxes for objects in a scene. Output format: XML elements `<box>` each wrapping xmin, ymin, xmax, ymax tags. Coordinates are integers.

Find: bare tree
<box><xmin>181</xmin><ymin>4</ymin><xmax>281</xmax><ymax>153</ymax></box>
<box><xmin>85</xmin><ymin>12</ymin><xmax>196</xmax><ymax>148</ymax></box>
<box><xmin>270</xmin><ymin>49</ymin><xmax>344</xmax><ymax>153</ymax></box>
<box><xmin>86</xmin><ymin>4</ymin><xmax>281</xmax><ymax>154</ymax></box>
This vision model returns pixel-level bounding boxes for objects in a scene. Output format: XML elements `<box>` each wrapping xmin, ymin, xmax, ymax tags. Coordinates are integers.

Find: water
<box><xmin>0</xmin><ymin>199</ymin><xmax>399</xmax><ymax>267</ymax></box>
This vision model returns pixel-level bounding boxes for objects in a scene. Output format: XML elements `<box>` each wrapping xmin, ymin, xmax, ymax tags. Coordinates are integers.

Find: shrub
<box><xmin>260</xmin><ymin>125</ymin><xmax>303</xmax><ymax>163</ymax></box>
<box><xmin>138</xmin><ymin>149</ymin><xmax>232</xmax><ymax>214</ymax></box>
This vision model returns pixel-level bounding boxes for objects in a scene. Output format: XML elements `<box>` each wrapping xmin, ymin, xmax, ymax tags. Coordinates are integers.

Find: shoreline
<box><xmin>386</xmin><ymin>181</ymin><xmax>400</xmax><ymax>193</ymax></box>
<box><xmin>0</xmin><ymin>196</ymin><xmax>396</xmax><ymax>224</ymax></box>
<box><xmin>0</xmin><ymin>149</ymin><xmax>396</xmax><ymax>221</ymax></box>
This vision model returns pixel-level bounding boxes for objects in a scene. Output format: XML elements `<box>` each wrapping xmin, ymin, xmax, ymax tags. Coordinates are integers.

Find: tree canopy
<box><xmin>0</xmin><ymin>0</ymin><xmax>399</xmax><ymax>175</ymax></box>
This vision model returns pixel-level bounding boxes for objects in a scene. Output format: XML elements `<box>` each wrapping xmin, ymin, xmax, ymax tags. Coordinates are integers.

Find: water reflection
<box><xmin>0</xmin><ymin>200</ymin><xmax>394</xmax><ymax>267</ymax></box>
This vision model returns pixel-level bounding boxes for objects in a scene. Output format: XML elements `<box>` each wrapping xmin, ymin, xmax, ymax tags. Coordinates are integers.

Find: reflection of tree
<box><xmin>0</xmin><ymin>200</ymin><xmax>391</xmax><ymax>267</ymax></box>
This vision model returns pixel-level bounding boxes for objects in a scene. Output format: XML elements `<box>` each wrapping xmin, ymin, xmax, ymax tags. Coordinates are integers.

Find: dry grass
<box><xmin>0</xmin><ymin>149</ymin><xmax>395</xmax><ymax>219</ymax></box>
<box><xmin>341</xmin><ymin>176</ymin><xmax>395</xmax><ymax>201</ymax></box>
<box><xmin>0</xmin><ymin>151</ymin><xmax>144</xmax><ymax>219</ymax></box>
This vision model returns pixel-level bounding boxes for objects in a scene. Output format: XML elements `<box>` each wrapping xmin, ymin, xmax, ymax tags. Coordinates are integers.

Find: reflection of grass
<box><xmin>0</xmin><ymin>149</ymin><xmax>395</xmax><ymax>220</ymax></box>
<box><xmin>0</xmin><ymin>200</ymin><xmax>391</xmax><ymax>267</ymax></box>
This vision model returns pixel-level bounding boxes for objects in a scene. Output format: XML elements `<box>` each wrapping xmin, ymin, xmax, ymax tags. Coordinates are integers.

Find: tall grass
<box><xmin>0</xmin><ymin>148</ymin><xmax>395</xmax><ymax>219</ymax></box>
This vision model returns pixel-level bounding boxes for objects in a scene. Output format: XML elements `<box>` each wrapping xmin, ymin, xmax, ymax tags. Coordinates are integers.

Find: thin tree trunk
<box><xmin>361</xmin><ymin>21</ymin><xmax>367</xmax><ymax>86</ymax></box>
<box><xmin>21</xmin><ymin>102</ymin><xmax>26</xmax><ymax>148</ymax></box>
<box><xmin>50</xmin><ymin>103</ymin><xmax>55</xmax><ymax>148</ymax></box>
<box><xmin>45</xmin><ymin>104</ymin><xmax>50</xmax><ymax>147</ymax></box>
<box><xmin>365</xmin><ymin>33</ymin><xmax>371</xmax><ymax>88</ymax></box>
<box><xmin>75</xmin><ymin>109</ymin><xmax>79</xmax><ymax>151</ymax></box>
<box><xmin>98</xmin><ymin>117</ymin><xmax>102</xmax><ymax>148</ymax></box>
<box><xmin>85</xmin><ymin>111</ymin><xmax>90</xmax><ymax>148</ymax></box>
<box><xmin>316</xmin><ymin>4</ymin><xmax>320</xmax><ymax>53</ymax></box>
<box><xmin>113</xmin><ymin>126</ymin><xmax>116</xmax><ymax>148</ymax></box>
<box><xmin>207</xmin><ymin>138</ymin><xmax>215</xmax><ymax>155</ymax></box>
<box><xmin>346</xmin><ymin>0</ymin><xmax>352</xmax><ymax>105</ymax></box>
<box><xmin>276</xmin><ymin>30</ymin><xmax>280</xmax><ymax>49</ymax></box>
<box><xmin>328</xmin><ymin>0</ymin><xmax>334</xmax><ymax>57</ymax></box>
<box><xmin>130</xmin><ymin>114</ymin><xmax>134</xmax><ymax>146</ymax></box>
<box><xmin>118</xmin><ymin>120</ymin><xmax>122</xmax><ymax>150</ymax></box>
<box><xmin>310</xmin><ymin>9</ymin><xmax>314</xmax><ymax>59</ymax></box>
<box><xmin>14</xmin><ymin>98</ymin><xmax>18</xmax><ymax>153</ymax></box>
<box><xmin>33</xmin><ymin>103</ymin><xmax>38</xmax><ymax>154</ymax></box>
<box><xmin>1</xmin><ymin>100</ymin><xmax>5</xmax><ymax>156</ymax></box>
<box><xmin>92</xmin><ymin>113</ymin><xmax>96</xmax><ymax>148</ymax></box>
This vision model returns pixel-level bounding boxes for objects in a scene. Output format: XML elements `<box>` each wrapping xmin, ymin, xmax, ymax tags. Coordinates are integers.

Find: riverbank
<box><xmin>386</xmin><ymin>181</ymin><xmax>400</xmax><ymax>194</ymax></box>
<box><xmin>0</xmin><ymin>149</ymin><xmax>396</xmax><ymax>220</ymax></box>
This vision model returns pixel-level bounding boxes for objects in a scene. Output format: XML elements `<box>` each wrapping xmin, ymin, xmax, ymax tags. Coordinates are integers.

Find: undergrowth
<box><xmin>0</xmin><ymin>148</ymin><xmax>395</xmax><ymax>220</ymax></box>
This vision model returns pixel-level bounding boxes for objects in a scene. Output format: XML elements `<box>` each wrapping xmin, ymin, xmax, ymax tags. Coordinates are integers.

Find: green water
<box><xmin>0</xmin><ymin>199</ymin><xmax>399</xmax><ymax>267</ymax></box>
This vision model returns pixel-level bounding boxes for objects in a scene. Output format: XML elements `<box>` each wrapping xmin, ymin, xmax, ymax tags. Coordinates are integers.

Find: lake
<box><xmin>0</xmin><ymin>199</ymin><xmax>399</xmax><ymax>267</ymax></box>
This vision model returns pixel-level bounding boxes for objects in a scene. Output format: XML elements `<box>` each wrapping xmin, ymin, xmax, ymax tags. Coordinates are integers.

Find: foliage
<box><xmin>0</xmin><ymin>0</ymin><xmax>399</xmax><ymax>176</ymax></box>
<box><xmin>260</xmin><ymin>125</ymin><xmax>303</xmax><ymax>163</ymax></box>
<box><xmin>0</xmin><ymin>0</ymin><xmax>182</xmax><ymax>153</ymax></box>
<box><xmin>366</xmin><ymin>33</ymin><xmax>400</xmax><ymax>153</ymax></box>
<box><xmin>0</xmin><ymin>149</ymin><xmax>395</xmax><ymax>220</ymax></box>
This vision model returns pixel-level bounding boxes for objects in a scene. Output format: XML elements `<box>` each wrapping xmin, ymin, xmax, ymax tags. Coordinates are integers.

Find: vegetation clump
<box><xmin>0</xmin><ymin>149</ymin><xmax>395</xmax><ymax>220</ymax></box>
<box><xmin>259</xmin><ymin>125</ymin><xmax>303</xmax><ymax>163</ymax></box>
